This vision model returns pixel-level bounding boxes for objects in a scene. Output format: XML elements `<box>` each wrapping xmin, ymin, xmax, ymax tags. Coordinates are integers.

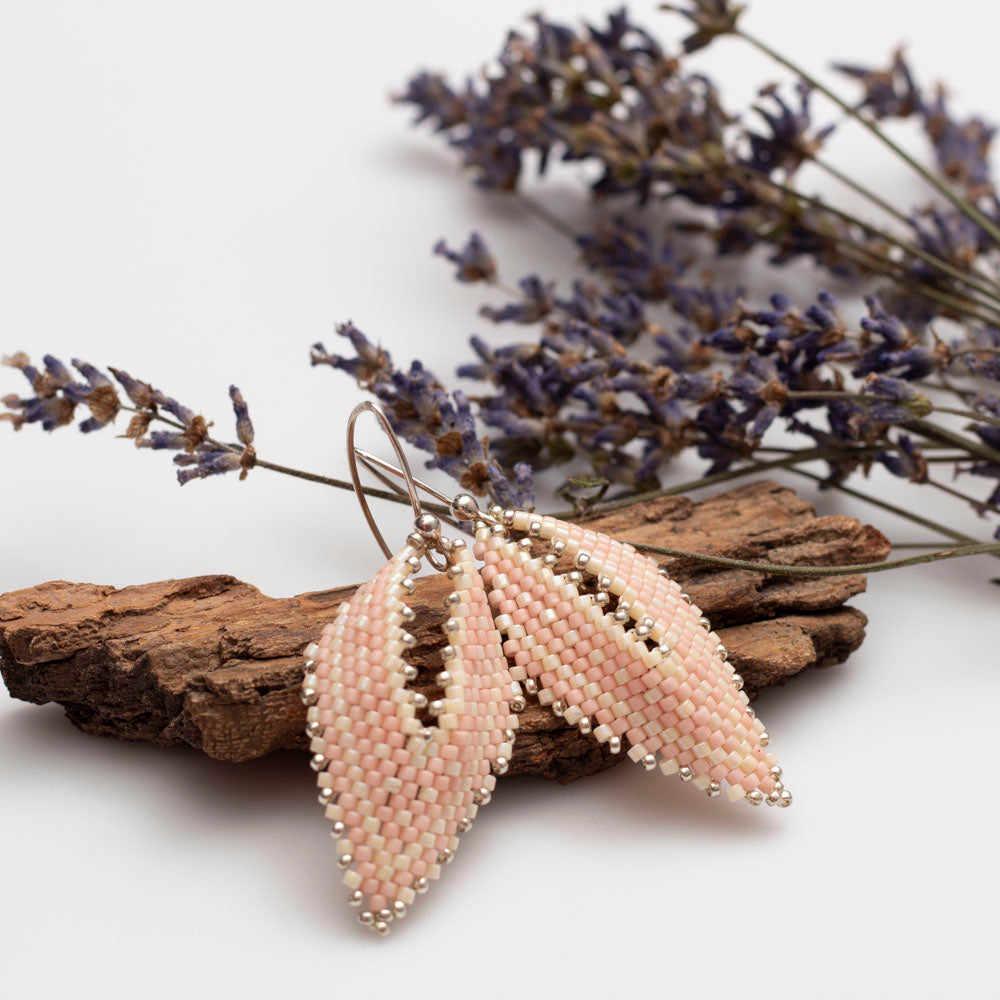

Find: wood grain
<box><xmin>0</xmin><ymin>480</ymin><xmax>888</xmax><ymax>781</ymax></box>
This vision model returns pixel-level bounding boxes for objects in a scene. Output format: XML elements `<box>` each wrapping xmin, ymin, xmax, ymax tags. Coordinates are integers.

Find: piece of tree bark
<box><xmin>0</xmin><ymin>480</ymin><xmax>889</xmax><ymax>781</ymax></box>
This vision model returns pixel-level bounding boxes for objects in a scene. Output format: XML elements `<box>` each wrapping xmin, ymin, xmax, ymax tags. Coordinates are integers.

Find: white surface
<box><xmin>1</xmin><ymin>2</ymin><xmax>997</xmax><ymax>998</ymax></box>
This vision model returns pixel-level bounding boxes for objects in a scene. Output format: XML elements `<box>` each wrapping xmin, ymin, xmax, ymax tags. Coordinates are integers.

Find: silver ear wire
<box><xmin>346</xmin><ymin>402</ymin><xmax>455</xmax><ymax>571</ymax></box>
<box><xmin>347</xmin><ymin>415</ymin><xmax>501</xmax><ymax>562</ymax></box>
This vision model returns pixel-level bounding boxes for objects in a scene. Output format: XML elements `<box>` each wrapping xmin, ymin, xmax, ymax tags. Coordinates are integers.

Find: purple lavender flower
<box><xmin>433</xmin><ymin>233</ymin><xmax>497</xmax><ymax>284</ymax></box>
<box><xmin>921</xmin><ymin>85</ymin><xmax>996</xmax><ymax>200</ymax></box>
<box><xmin>834</xmin><ymin>49</ymin><xmax>922</xmax><ymax>120</ymax></box>
<box><xmin>480</xmin><ymin>275</ymin><xmax>553</xmax><ymax>324</ymax></box>
<box><xmin>745</xmin><ymin>83</ymin><xmax>835</xmax><ymax>176</ymax></box>
<box><xmin>577</xmin><ymin>217</ymin><xmax>689</xmax><ymax>300</ymax></box>
<box><xmin>2</xmin><ymin>352</ymin><xmax>255</xmax><ymax>484</ymax></box>
<box><xmin>661</xmin><ymin>0</ymin><xmax>744</xmax><ymax>54</ymax></box>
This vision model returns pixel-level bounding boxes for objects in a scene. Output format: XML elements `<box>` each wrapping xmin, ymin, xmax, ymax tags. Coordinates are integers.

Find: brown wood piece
<box><xmin>0</xmin><ymin>480</ymin><xmax>889</xmax><ymax>782</ymax></box>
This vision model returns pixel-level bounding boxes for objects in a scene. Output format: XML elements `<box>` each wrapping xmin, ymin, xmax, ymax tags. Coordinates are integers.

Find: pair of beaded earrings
<box><xmin>301</xmin><ymin>403</ymin><xmax>790</xmax><ymax>936</ymax></box>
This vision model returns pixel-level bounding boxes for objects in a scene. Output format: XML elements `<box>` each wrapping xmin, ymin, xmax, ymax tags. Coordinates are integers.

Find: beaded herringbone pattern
<box><xmin>475</xmin><ymin>513</ymin><xmax>785</xmax><ymax>804</ymax></box>
<box><xmin>302</xmin><ymin>543</ymin><xmax>516</xmax><ymax>934</ymax></box>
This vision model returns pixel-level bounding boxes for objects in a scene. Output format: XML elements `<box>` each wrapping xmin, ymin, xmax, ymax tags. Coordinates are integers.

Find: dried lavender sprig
<box><xmin>8</xmin><ymin>355</ymin><xmax>1000</xmax><ymax>574</ymax></box>
<box><xmin>716</xmin><ymin>12</ymin><xmax>1000</xmax><ymax>247</ymax></box>
<box><xmin>633</xmin><ymin>538</ymin><xmax>1000</xmax><ymax>576</ymax></box>
<box><xmin>741</xmin><ymin>166</ymin><xmax>1000</xmax><ymax>311</ymax></box>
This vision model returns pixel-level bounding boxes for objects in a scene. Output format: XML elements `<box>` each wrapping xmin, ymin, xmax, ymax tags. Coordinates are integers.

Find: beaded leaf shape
<box><xmin>475</xmin><ymin>511</ymin><xmax>788</xmax><ymax>806</ymax></box>
<box><xmin>302</xmin><ymin>542</ymin><xmax>518</xmax><ymax>935</ymax></box>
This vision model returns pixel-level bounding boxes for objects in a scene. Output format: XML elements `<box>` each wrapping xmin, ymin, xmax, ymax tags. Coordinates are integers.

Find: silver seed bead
<box><xmin>402</xmin><ymin>577</ymin><xmax>417</xmax><ymax>594</ymax></box>
<box><xmin>378</xmin><ymin>907</ymin><xmax>394</xmax><ymax>923</ymax></box>
<box><xmin>598</xmin><ymin>576</ymin><xmax>612</xmax><ymax>591</ymax></box>
<box><xmin>373</xmin><ymin>921</ymin><xmax>390</xmax><ymax>937</ymax></box>
<box><xmin>429</xmin><ymin>700</ymin><xmax>444</xmax><ymax>716</ymax></box>
<box><xmin>400</xmin><ymin>605</ymin><xmax>415</xmax><ymax>623</ymax></box>
<box><xmin>510</xmin><ymin>695</ymin><xmax>526</xmax><ymax>712</ymax></box>
<box><xmin>657</xmin><ymin>643</ymin><xmax>672</xmax><ymax>656</ymax></box>
<box><xmin>716</xmin><ymin>644</ymin><xmax>728</xmax><ymax>661</ymax></box>
<box><xmin>766</xmin><ymin>790</ymin><xmax>780</xmax><ymax>806</ymax></box>
<box><xmin>348</xmin><ymin>890</ymin><xmax>364</xmax><ymax>907</ymax></box>
<box><xmin>405</xmin><ymin>532</ymin><xmax>426</xmax><ymax>551</ymax></box>
<box><xmin>331</xmin><ymin>821</ymin><xmax>346</xmax><ymax>839</ymax></box>
<box><xmin>759</xmin><ymin>731</ymin><xmax>770</xmax><ymax>747</ymax></box>
<box><xmin>414</xmin><ymin>513</ymin><xmax>441</xmax><ymax>540</ymax></box>
<box><xmin>707</xmin><ymin>780</ymin><xmax>721</xmax><ymax>798</ymax></box>
<box><xmin>438</xmin><ymin>848</ymin><xmax>454</xmax><ymax>865</ymax></box>
<box><xmin>551</xmin><ymin>540</ymin><xmax>565</xmax><ymax>556</ymax></box>
<box><xmin>568</xmin><ymin>571</ymin><xmax>583</xmax><ymax>585</ymax></box>
<box><xmin>518</xmin><ymin>537</ymin><xmax>533</xmax><ymax>551</ymax></box>
<box><xmin>318</xmin><ymin>788</ymin><xmax>335</xmax><ymax>806</ymax></box>
<box><xmin>732</xmin><ymin>672</ymin><xmax>744</xmax><ymax>691</ymax></box>
<box><xmin>443</xmin><ymin>591</ymin><xmax>461</xmax><ymax>607</ymax></box>
<box><xmin>450</xmin><ymin>538</ymin><xmax>467</xmax><ymax>553</ymax></box>
<box><xmin>359</xmin><ymin>911</ymin><xmax>375</xmax><ymax>925</ymax></box>
<box><xmin>392</xmin><ymin>900</ymin><xmax>407</xmax><ymax>919</ymax></box>
<box><xmin>594</xmin><ymin>592</ymin><xmax>610</xmax><ymax>606</ymax></box>
<box><xmin>300</xmin><ymin>687</ymin><xmax>317</xmax><ymax>706</ymax></box>
<box><xmin>446</xmin><ymin>563</ymin><xmax>464</xmax><ymax>579</ymax></box>
<box><xmin>678</xmin><ymin>766</ymin><xmax>694</xmax><ymax>782</ymax></box>
<box><xmin>773</xmin><ymin>781</ymin><xmax>784</xmax><ymax>793</ymax></box>
<box><xmin>310</xmin><ymin>753</ymin><xmax>328</xmax><ymax>772</ymax></box>
<box><xmin>404</xmin><ymin>555</ymin><xmax>422</xmax><ymax>573</ymax></box>
<box><xmin>401</xmin><ymin>632</ymin><xmax>416</xmax><ymax>649</ymax></box>
<box><xmin>302</xmin><ymin>672</ymin><xmax>318</xmax><ymax>691</ymax></box>
<box><xmin>415</xmin><ymin>877</ymin><xmax>429</xmax><ymax>894</ymax></box>
<box><xmin>502</xmin><ymin>509</ymin><xmax>516</xmax><ymax>527</ymax></box>
<box><xmin>609</xmin><ymin>736</ymin><xmax>622</xmax><ymax>754</ymax></box>
<box><xmin>493</xmin><ymin>756</ymin><xmax>509</xmax><ymax>776</ymax></box>
<box><xmin>490</xmin><ymin>524</ymin><xmax>506</xmax><ymax>537</ymax></box>
<box><xmin>642</xmin><ymin>753</ymin><xmax>657</xmax><ymax>771</ymax></box>
<box><xmin>777</xmin><ymin>790</ymin><xmax>793</xmax><ymax>808</ymax></box>
<box><xmin>436</xmin><ymin>670</ymin><xmax>452</xmax><ymax>686</ymax></box>
<box><xmin>529</xmin><ymin>520</ymin><xmax>542</xmax><ymax>537</ymax></box>
<box><xmin>578</xmin><ymin>716</ymin><xmax>592</xmax><ymax>735</ymax></box>
<box><xmin>451</xmin><ymin>493</ymin><xmax>480</xmax><ymax>520</ymax></box>
<box><xmin>444</xmin><ymin>618</ymin><xmax>461</xmax><ymax>633</ymax></box>
<box><xmin>576</xmin><ymin>552</ymin><xmax>591</xmax><ymax>569</ymax></box>
<box><xmin>552</xmin><ymin>699</ymin><xmax>565</xmax><ymax>717</ymax></box>
<box><xmin>698</xmin><ymin>616</ymin><xmax>711</xmax><ymax>629</ymax></box>
<box><xmin>524</xmin><ymin>678</ymin><xmax>538</xmax><ymax>695</ymax></box>
<box><xmin>635</xmin><ymin>623</ymin><xmax>652</xmax><ymax>639</ymax></box>
<box><xmin>338</xmin><ymin>853</ymin><xmax>353</xmax><ymax>869</ymax></box>
<box><xmin>305</xmin><ymin>720</ymin><xmax>322</xmax><ymax>739</ymax></box>
<box><xmin>657</xmin><ymin>567</ymin><xmax>670</xmax><ymax>578</ymax></box>
<box><xmin>543</xmin><ymin>554</ymin><xmax>557</xmax><ymax>567</ymax></box>
<box><xmin>488</xmin><ymin>504</ymin><xmax>503</xmax><ymax>520</ymax></box>
<box><xmin>770</xmin><ymin>765</ymin><xmax>783</xmax><ymax>780</ymax></box>
<box><xmin>402</xmin><ymin>664</ymin><xmax>418</xmax><ymax>682</ymax></box>
<box><xmin>613</xmin><ymin>609</ymin><xmax>630</xmax><ymax>624</ymax></box>
<box><xmin>457</xmin><ymin>817</ymin><xmax>472</xmax><ymax>832</ymax></box>
<box><xmin>412</xmin><ymin>692</ymin><xmax>428</xmax><ymax>709</ymax></box>
<box><xmin>442</xmin><ymin>644</ymin><xmax>457</xmax><ymax>660</ymax></box>
<box><xmin>747</xmin><ymin>789</ymin><xmax>764</xmax><ymax>806</ymax></box>
<box><xmin>419</xmin><ymin>727</ymin><xmax>434</xmax><ymax>740</ymax></box>
<box><xmin>680</xmin><ymin>592</ymin><xmax>690</xmax><ymax>602</ymax></box>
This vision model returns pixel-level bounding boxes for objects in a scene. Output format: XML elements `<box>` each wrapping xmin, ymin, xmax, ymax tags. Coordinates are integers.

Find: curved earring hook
<box><xmin>346</xmin><ymin>401</ymin><xmax>429</xmax><ymax>562</ymax></box>
<box><xmin>352</xmin><ymin>447</ymin><xmax>499</xmax><ymax>528</ymax></box>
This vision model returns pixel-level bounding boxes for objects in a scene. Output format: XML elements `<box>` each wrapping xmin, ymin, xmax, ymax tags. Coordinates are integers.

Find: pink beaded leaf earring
<box><xmin>301</xmin><ymin>403</ymin><xmax>520</xmax><ymax>937</ymax></box>
<box><xmin>469</xmin><ymin>510</ymin><xmax>790</xmax><ymax>808</ymax></box>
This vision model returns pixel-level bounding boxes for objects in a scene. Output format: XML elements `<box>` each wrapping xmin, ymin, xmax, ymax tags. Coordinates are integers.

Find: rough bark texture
<box><xmin>0</xmin><ymin>480</ymin><xmax>888</xmax><ymax>781</ymax></box>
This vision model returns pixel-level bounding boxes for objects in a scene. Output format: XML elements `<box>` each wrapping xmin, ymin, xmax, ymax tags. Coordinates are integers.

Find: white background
<box><xmin>1</xmin><ymin>2</ymin><xmax>998</xmax><ymax>998</ymax></box>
